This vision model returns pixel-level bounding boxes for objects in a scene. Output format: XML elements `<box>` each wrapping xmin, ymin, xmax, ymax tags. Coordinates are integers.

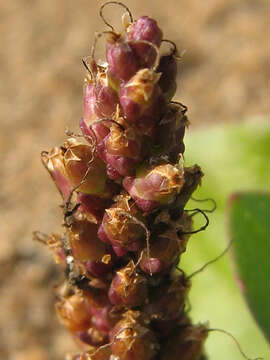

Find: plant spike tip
<box><xmin>39</xmin><ymin>3</ymin><xmax>221</xmax><ymax>360</ymax></box>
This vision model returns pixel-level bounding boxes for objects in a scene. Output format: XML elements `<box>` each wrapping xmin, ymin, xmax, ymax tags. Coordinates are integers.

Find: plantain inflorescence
<box><xmin>39</xmin><ymin>2</ymin><xmax>209</xmax><ymax>359</ymax></box>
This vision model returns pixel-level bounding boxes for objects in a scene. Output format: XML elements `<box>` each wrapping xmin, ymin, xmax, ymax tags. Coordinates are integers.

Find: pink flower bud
<box><xmin>127</xmin><ymin>16</ymin><xmax>163</xmax><ymax>68</ymax></box>
<box><xmin>63</xmin><ymin>138</ymin><xmax>107</xmax><ymax>195</ymax></box>
<box><xmin>84</xmin><ymin>289</ymin><xmax>120</xmax><ymax>334</ymax></box>
<box><xmin>82</xmin><ymin>119</ymin><xmax>143</xmax><ymax>177</ymax></box>
<box><xmin>140</xmin><ymin>229</ymin><xmax>183</xmax><ymax>274</ymax></box>
<box><xmin>127</xmin><ymin>16</ymin><xmax>163</xmax><ymax>47</ymax></box>
<box><xmin>41</xmin><ymin>147</ymin><xmax>73</xmax><ymax>202</ymax></box>
<box><xmin>98</xmin><ymin>194</ymin><xmax>146</xmax><ymax>254</ymax></box>
<box><xmin>77</xmin><ymin>192</ymin><xmax>111</xmax><ymax>223</ymax></box>
<box><xmin>94</xmin><ymin>81</ymin><xmax>118</xmax><ymax>119</ymax></box>
<box><xmin>108</xmin><ymin>261</ymin><xmax>148</xmax><ymax>307</ymax></box>
<box><xmin>119</xmin><ymin>69</ymin><xmax>161</xmax><ymax>124</ymax></box>
<box><xmin>106</xmin><ymin>35</ymin><xmax>140</xmax><ymax>87</ymax></box>
<box><xmin>123</xmin><ymin>163</ymin><xmax>184</xmax><ymax>212</ymax></box>
<box><xmin>104</xmin><ymin>123</ymin><xmax>143</xmax><ymax>176</ymax></box>
<box><xmin>83</xmin><ymin>70</ymin><xmax>118</xmax><ymax>124</ymax></box>
<box><xmin>84</xmin><ymin>258</ymin><xmax>114</xmax><ymax>278</ymax></box>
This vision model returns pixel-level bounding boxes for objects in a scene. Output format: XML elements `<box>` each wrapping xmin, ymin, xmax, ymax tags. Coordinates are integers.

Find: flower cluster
<box><xmin>40</xmin><ymin>3</ymin><xmax>207</xmax><ymax>359</ymax></box>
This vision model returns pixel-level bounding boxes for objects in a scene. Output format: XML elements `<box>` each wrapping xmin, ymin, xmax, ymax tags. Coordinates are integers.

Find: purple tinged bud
<box><xmin>140</xmin><ymin>230</ymin><xmax>183</xmax><ymax>274</ymax></box>
<box><xmin>84</xmin><ymin>258</ymin><xmax>114</xmax><ymax>278</ymax></box>
<box><xmin>77</xmin><ymin>192</ymin><xmax>111</xmax><ymax>223</ymax></box>
<box><xmin>119</xmin><ymin>69</ymin><xmax>161</xmax><ymax>124</ymax></box>
<box><xmin>98</xmin><ymin>194</ymin><xmax>146</xmax><ymax>254</ymax></box>
<box><xmin>83</xmin><ymin>289</ymin><xmax>120</xmax><ymax>334</ymax></box>
<box><xmin>90</xmin><ymin>305</ymin><xmax>114</xmax><ymax>333</ymax></box>
<box><xmin>108</xmin><ymin>261</ymin><xmax>148</xmax><ymax>307</ymax></box>
<box><xmin>41</xmin><ymin>147</ymin><xmax>73</xmax><ymax>202</ymax></box>
<box><xmin>127</xmin><ymin>16</ymin><xmax>163</xmax><ymax>68</ymax></box>
<box><xmin>94</xmin><ymin>81</ymin><xmax>118</xmax><ymax>119</ymax></box>
<box><xmin>123</xmin><ymin>163</ymin><xmax>185</xmax><ymax>212</ymax></box>
<box><xmin>82</xmin><ymin>119</ymin><xmax>142</xmax><ymax>176</ymax></box>
<box><xmin>83</xmin><ymin>69</ymin><xmax>118</xmax><ymax>125</ymax></box>
<box><xmin>127</xmin><ymin>16</ymin><xmax>163</xmax><ymax>47</ymax></box>
<box><xmin>106</xmin><ymin>35</ymin><xmax>140</xmax><ymax>87</ymax></box>
<box><xmin>140</xmin><ymin>258</ymin><xmax>163</xmax><ymax>274</ymax></box>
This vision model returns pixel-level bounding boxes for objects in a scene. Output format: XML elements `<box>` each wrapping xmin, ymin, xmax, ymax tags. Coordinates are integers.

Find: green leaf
<box><xmin>228</xmin><ymin>192</ymin><xmax>270</xmax><ymax>342</ymax></box>
<box><xmin>181</xmin><ymin>121</ymin><xmax>270</xmax><ymax>359</ymax></box>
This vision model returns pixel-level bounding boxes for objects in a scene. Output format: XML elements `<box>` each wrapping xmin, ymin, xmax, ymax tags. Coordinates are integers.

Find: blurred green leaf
<box><xmin>228</xmin><ymin>192</ymin><xmax>270</xmax><ymax>343</ymax></box>
<box><xmin>181</xmin><ymin>121</ymin><xmax>270</xmax><ymax>359</ymax></box>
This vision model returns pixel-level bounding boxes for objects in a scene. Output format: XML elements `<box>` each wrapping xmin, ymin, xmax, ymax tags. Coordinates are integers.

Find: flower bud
<box><xmin>83</xmin><ymin>68</ymin><xmax>118</xmax><ymax>124</ymax></box>
<box><xmin>68</xmin><ymin>220</ymin><xmax>107</xmax><ymax>263</ymax></box>
<box><xmin>94</xmin><ymin>81</ymin><xmax>118</xmax><ymax>120</ymax></box>
<box><xmin>104</xmin><ymin>123</ymin><xmax>143</xmax><ymax>176</ymax></box>
<box><xmin>77</xmin><ymin>192</ymin><xmax>111</xmax><ymax>223</ymax></box>
<box><xmin>110</xmin><ymin>310</ymin><xmax>159</xmax><ymax>360</ymax></box>
<box><xmin>140</xmin><ymin>229</ymin><xmax>183</xmax><ymax>274</ymax></box>
<box><xmin>41</xmin><ymin>147</ymin><xmax>73</xmax><ymax>202</ymax></box>
<box><xmin>84</xmin><ymin>257</ymin><xmax>114</xmax><ymax>278</ymax></box>
<box><xmin>119</xmin><ymin>69</ymin><xmax>161</xmax><ymax>124</ymax></box>
<box><xmin>127</xmin><ymin>16</ymin><xmax>163</xmax><ymax>47</ymax></box>
<box><xmin>63</xmin><ymin>138</ymin><xmax>107</xmax><ymax>195</ymax></box>
<box><xmin>127</xmin><ymin>16</ymin><xmax>163</xmax><ymax>68</ymax></box>
<box><xmin>123</xmin><ymin>163</ymin><xmax>184</xmax><ymax>212</ymax></box>
<box><xmin>55</xmin><ymin>293</ymin><xmax>92</xmax><ymax>333</ymax></box>
<box><xmin>98</xmin><ymin>194</ymin><xmax>146</xmax><ymax>254</ymax></box>
<box><xmin>84</xmin><ymin>288</ymin><xmax>119</xmax><ymax>334</ymax></box>
<box><xmin>106</xmin><ymin>34</ymin><xmax>140</xmax><ymax>88</ymax></box>
<box><xmin>108</xmin><ymin>261</ymin><xmax>148</xmax><ymax>307</ymax></box>
<box><xmin>82</xmin><ymin>119</ymin><xmax>143</xmax><ymax>177</ymax></box>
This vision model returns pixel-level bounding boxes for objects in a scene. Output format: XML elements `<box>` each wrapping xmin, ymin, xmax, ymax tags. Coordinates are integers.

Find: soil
<box><xmin>0</xmin><ymin>0</ymin><xmax>269</xmax><ymax>359</ymax></box>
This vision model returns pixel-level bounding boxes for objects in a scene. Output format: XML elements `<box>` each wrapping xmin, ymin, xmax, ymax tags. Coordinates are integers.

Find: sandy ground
<box><xmin>0</xmin><ymin>0</ymin><xmax>270</xmax><ymax>359</ymax></box>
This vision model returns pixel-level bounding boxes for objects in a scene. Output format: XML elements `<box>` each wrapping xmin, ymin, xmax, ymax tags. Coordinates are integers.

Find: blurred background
<box><xmin>1</xmin><ymin>0</ymin><xmax>270</xmax><ymax>359</ymax></box>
